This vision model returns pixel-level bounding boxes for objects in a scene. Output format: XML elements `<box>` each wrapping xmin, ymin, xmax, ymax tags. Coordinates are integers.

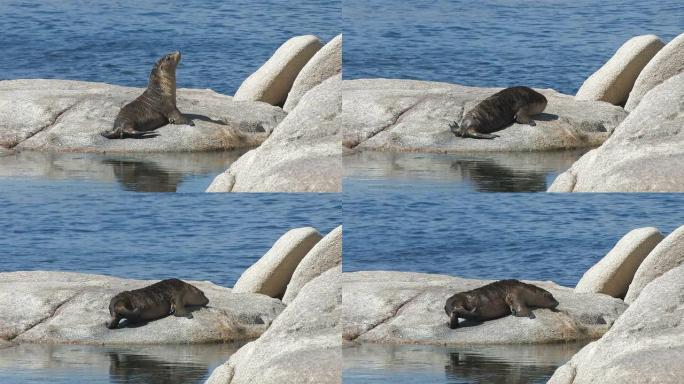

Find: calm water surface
<box><xmin>0</xmin><ymin>343</ymin><xmax>244</xmax><ymax>384</ymax></box>
<box><xmin>344</xmin><ymin>342</ymin><xmax>589</xmax><ymax>384</ymax></box>
<box><xmin>0</xmin><ymin>191</ymin><xmax>340</xmax><ymax>287</ymax></box>
<box><xmin>0</xmin><ymin>150</ymin><xmax>250</xmax><ymax>192</ymax></box>
<box><xmin>344</xmin><ymin>0</ymin><xmax>683</xmax><ymax>95</ymax></box>
<box><xmin>344</xmin><ymin>150</ymin><xmax>588</xmax><ymax>193</ymax></box>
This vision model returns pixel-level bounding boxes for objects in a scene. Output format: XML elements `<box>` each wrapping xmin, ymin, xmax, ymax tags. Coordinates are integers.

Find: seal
<box><xmin>444</xmin><ymin>279</ymin><xmax>558</xmax><ymax>329</ymax></box>
<box><xmin>101</xmin><ymin>51</ymin><xmax>195</xmax><ymax>139</ymax></box>
<box><xmin>449</xmin><ymin>86</ymin><xmax>547</xmax><ymax>139</ymax></box>
<box><xmin>106</xmin><ymin>278</ymin><xmax>209</xmax><ymax>329</ymax></box>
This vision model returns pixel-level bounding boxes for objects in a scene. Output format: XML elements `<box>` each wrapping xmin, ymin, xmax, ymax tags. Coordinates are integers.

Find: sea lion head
<box><xmin>148</xmin><ymin>51</ymin><xmax>181</xmax><ymax>91</ymax></box>
<box><xmin>527</xmin><ymin>89</ymin><xmax>548</xmax><ymax>116</ymax></box>
<box><xmin>526</xmin><ymin>285</ymin><xmax>559</xmax><ymax>308</ymax></box>
<box><xmin>445</xmin><ymin>293</ymin><xmax>479</xmax><ymax>329</ymax></box>
<box><xmin>183</xmin><ymin>283</ymin><xmax>210</xmax><ymax>307</ymax></box>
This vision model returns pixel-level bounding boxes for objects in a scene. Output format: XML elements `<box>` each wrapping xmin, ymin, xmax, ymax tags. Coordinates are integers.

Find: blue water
<box><xmin>0</xmin><ymin>187</ymin><xmax>340</xmax><ymax>287</ymax></box>
<box><xmin>344</xmin><ymin>0</ymin><xmax>684</xmax><ymax>95</ymax></box>
<box><xmin>0</xmin><ymin>0</ymin><xmax>340</xmax><ymax>95</ymax></box>
<box><xmin>343</xmin><ymin>190</ymin><xmax>684</xmax><ymax>287</ymax></box>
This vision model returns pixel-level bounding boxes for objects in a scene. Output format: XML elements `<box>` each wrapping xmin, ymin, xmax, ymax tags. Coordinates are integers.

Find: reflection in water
<box><xmin>343</xmin><ymin>342</ymin><xmax>588</xmax><ymax>384</ymax></box>
<box><xmin>344</xmin><ymin>150</ymin><xmax>588</xmax><ymax>192</ymax></box>
<box><xmin>0</xmin><ymin>343</ymin><xmax>243</xmax><ymax>384</ymax></box>
<box><xmin>450</xmin><ymin>159</ymin><xmax>546</xmax><ymax>192</ymax></box>
<box><xmin>0</xmin><ymin>150</ymin><xmax>247</xmax><ymax>192</ymax></box>
<box><xmin>105</xmin><ymin>159</ymin><xmax>183</xmax><ymax>192</ymax></box>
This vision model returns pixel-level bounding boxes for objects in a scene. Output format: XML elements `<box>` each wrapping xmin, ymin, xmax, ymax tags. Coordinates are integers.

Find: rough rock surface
<box><xmin>0</xmin><ymin>271</ymin><xmax>284</xmax><ymax>344</ymax></box>
<box><xmin>233</xmin><ymin>227</ymin><xmax>323</xmax><ymax>299</ymax></box>
<box><xmin>343</xmin><ymin>271</ymin><xmax>627</xmax><ymax>345</ymax></box>
<box><xmin>283</xmin><ymin>34</ymin><xmax>342</xmax><ymax>112</ymax></box>
<box><xmin>549</xmin><ymin>73</ymin><xmax>684</xmax><ymax>192</ymax></box>
<box><xmin>207</xmin><ymin>267</ymin><xmax>341</xmax><ymax>384</ymax></box>
<box><xmin>343</xmin><ymin>79</ymin><xmax>627</xmax><ymax>153</ymax></box>
<box><xmin>283</xmin><ymin>226</ymin><xmax>342</xmax><ymax>304</ymax></box>
<box><xmin>625</xmin><ymin>32</ymin><xmax>684</xmax><ymax>111</ymax></box>
<box><xmin>234</xmin><ymin>35</ymin><xmax>323</xmax><ymax>106</ymax></box>
<box><xmin>0</xmin><ymin>79</ymin><xmax>285</xmax><ymax>152</ymax></box>
<box><xmin>575</xmin><ymin>227</ymin><xmax>663</xmax><ymax>298</ymax></box>
<box><xmin>548</xmin><ymin>264</ymin><xmax>684</xmax><ymax>384</ymax></box>
<box><xmin>207</xmin><ymin>75</ymin><xmax>342</xmax><ymax>192</ymax></box>
<box><xmin>575</xmin><ymin>35</ymin><xmax>664</xmax><ymax>105</ymax></box>
<box><xmin>624</xmin><ymin>225</ymin><xmax>684</xmax><ymax>303</ymax></box>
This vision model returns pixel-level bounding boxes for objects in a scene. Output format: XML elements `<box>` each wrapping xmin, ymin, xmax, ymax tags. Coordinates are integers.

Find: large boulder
<box><xmin>343</xmin><ymin>271</ymin><xmax>627</xmax><ymax>345</ymax></box>
<box><xmin>575</xmin><ymin>227</ymin><xmax>663</xmax><ymax>298</ymax></box>
<box><xmin>283</xmin><ymin>34</ymin><xmax>342</xmax><ymax>112</ymax></box>
<box><xmin>574</xmin><ymin>35</ymin><xmax>664</xmax><ymax>105</ymax></box>
<box><xmin>548</xmin><ymin>73</ymin><xmax>684</xmax><ymax>192</ymax></box>
<box><xmin>234</xmin><ymin>35</ymin><xmax>323</xmax><ymax>106</ymax></box>
<box><xmin>207</xmin><ymin>266</ymin><xmax>341</xmax><ymax>384</ymax></box>
<box><xmin>0</xmin><ymin>80</ymin><xmax>285</xmax><ymax>152</ymax></box>
<box><xmin>624</xmin><ymin>225</ymin><xmax>684</xmax><ymax>303</ymax></box>
<box><xmin>0</xmin><ymin>271</ymin><xmax>284</xmax><ymax>344</ymax></box>
<box><xmin>233</xmin><ymin>227</ymin><xmax>323</xmax><ymax>299</ymax></box>
<box><xmin>343</xmin><ymin>79</ymin><xmax>627</xmax><ymax>152</ymax></box>
<box><xmin>548</xmin><ymin>263</ymin><xmax>684</xmax><ymax>384</ymax></box>
<box><xmin>283</xmin><ymin>226</ymin><xmax>342</xmax><ymax>304</ymax></box>
<box><xmin>625</xmin><ymin>32</ymin><xmax>684</xmax><ymax>111</ymax></box>
<box><xmin>207</xmin><ymin>75</ymin><xmax>342</xmax><ymax>192</ymax></box>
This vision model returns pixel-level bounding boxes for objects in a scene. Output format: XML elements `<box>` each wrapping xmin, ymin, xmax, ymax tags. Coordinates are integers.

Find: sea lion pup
<box><xmin>449</xmin><ymin>86</ymin><xmax>547</xmax><ymax>139</ymax></box>
<box><xmin>106</xmin><ymin>278</ymin><xmax>209</xmax><ymax>329</ymax></box>
<box><xmin>101</xmin><ymin>51</ymin><xmax>195</xmax><ymax>139</ymax></box>
<box><xmin>444</xmin><ymin>279</ymin><xmax>558</xmax><ymax>329</ymax></box>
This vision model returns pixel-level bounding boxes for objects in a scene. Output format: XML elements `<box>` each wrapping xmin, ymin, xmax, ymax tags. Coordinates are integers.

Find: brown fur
<box><xmin>106</xmin><ymin>278</ymin><xmax>209</xmax><ymax>329</ymax></box>
<box><xmin>101</xmin><ymin>51</ymin><xmax>194</xmax><ymax>139</ymax></box>
<box><xmin>444</xmin><ymin>279</ymin><xmax>559</xmax><ymax>329</ymax></box>
<box><xmin>449</xmin><ymin>86</ymin><xmax>547</xmax><ymax>139</ymax></box>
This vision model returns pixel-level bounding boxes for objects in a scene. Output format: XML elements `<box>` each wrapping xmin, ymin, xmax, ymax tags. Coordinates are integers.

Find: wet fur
<box><xmin>444</xmin><ymin>279</ymin><xmax>559</xmax><ymax>329</ymax></box>
<box><xmin>106</xmin><ymin>278</ymin><xmax>209</xmax><ymax>329</ymax></box>
<box><xmin>449</xmin><ymin>86</ymin><xmax>547</xmax><ymax>139</ymax></box>
<box><xmin>101</xmin><ymin>51</ymin><xmax>194</xmax><ymax>139</ymax></box>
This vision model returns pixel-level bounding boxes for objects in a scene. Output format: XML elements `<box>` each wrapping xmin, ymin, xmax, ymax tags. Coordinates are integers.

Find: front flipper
<box><xmin>168</xmin><ymin>109</ymin><xmax>195</xmax><ymax>126</ymax></box>
<box><xmin>171</xmin><ymin>296</ymin><xmax>193</xmax><ymax>318</ymax></box>
<box><xmin>506</xmin><ymin>293</ymin><xmax>532</xmax><ymax>317</ymax></box>
<box><xmin>465</xmin><ymin>129</ymin><xmax>499</xmax><ymax>140</ymax></box>
<box><xmin>449</xmin><ymin>312</ymin><xmax>460</xmax><ymax>329</ymax></box>
<box><xmin>514</xmin><ymin>110</ymin><xmax>536</xmax><ymax>126</ymax></box>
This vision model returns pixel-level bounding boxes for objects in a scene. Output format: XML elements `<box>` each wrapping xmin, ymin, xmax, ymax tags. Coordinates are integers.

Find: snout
<box><xmin>170</xmin><ymin>51</ymin><xmax>181</xmax><ymax>61</ymax></box>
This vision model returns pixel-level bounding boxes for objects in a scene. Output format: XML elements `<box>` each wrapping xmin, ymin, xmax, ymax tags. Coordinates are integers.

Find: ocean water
<box><xmin>344</xmin><ymin>0</ymin><xmax>684</xmax><ymax>95</ymax></box>
<box><xmin>0</xmin><ymin>190</ymin><xmax>340</xmax><ymax>287</ymax></box>
<box><xmin>0</xmin><ymin>0</ymin><xmax>340</xmax><ymax>95</ymax></box>
<box><xmin>343</xmin><ymin>191</ymin><xmax>684</xmax><ymax>287</ymax></box>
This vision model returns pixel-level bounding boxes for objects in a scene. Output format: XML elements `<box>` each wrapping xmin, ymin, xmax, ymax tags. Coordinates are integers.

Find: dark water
<box><xmin>344</xmin><ymin>150</ymin><xmax>588</xmax><ymax>193</ymax></box>
<box><xmin>0</xmin><ymin>191</ymin><xmax>340</xmax><ymax>287</ymax></box>
<box><xmin>344</xmin><ymin>0</ymin><xmax>684</xmax><ymax>95</ymax></box>
<box><xmin>0</xmin><ymin>343</ymin><xmax>243</xmax><ymax>384</ymax></box>
<box><xmin>0</xmin><ymin>0</ymin><xmax>340</xmax><ymax>95</ymax></box>
<box><xmin>0</xmin><ymin>150</ymin><xmax>250</xmax><ymax>192</ymax></box>
<box><xmin>343</xmin><ymin>191</ymin><xmax>684</xmax><ymax>287</ymax></box>
<box><xmin>344</xmin><ymin>342</ymin><xmax>589</xmax><ymax>384</ymax></box>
